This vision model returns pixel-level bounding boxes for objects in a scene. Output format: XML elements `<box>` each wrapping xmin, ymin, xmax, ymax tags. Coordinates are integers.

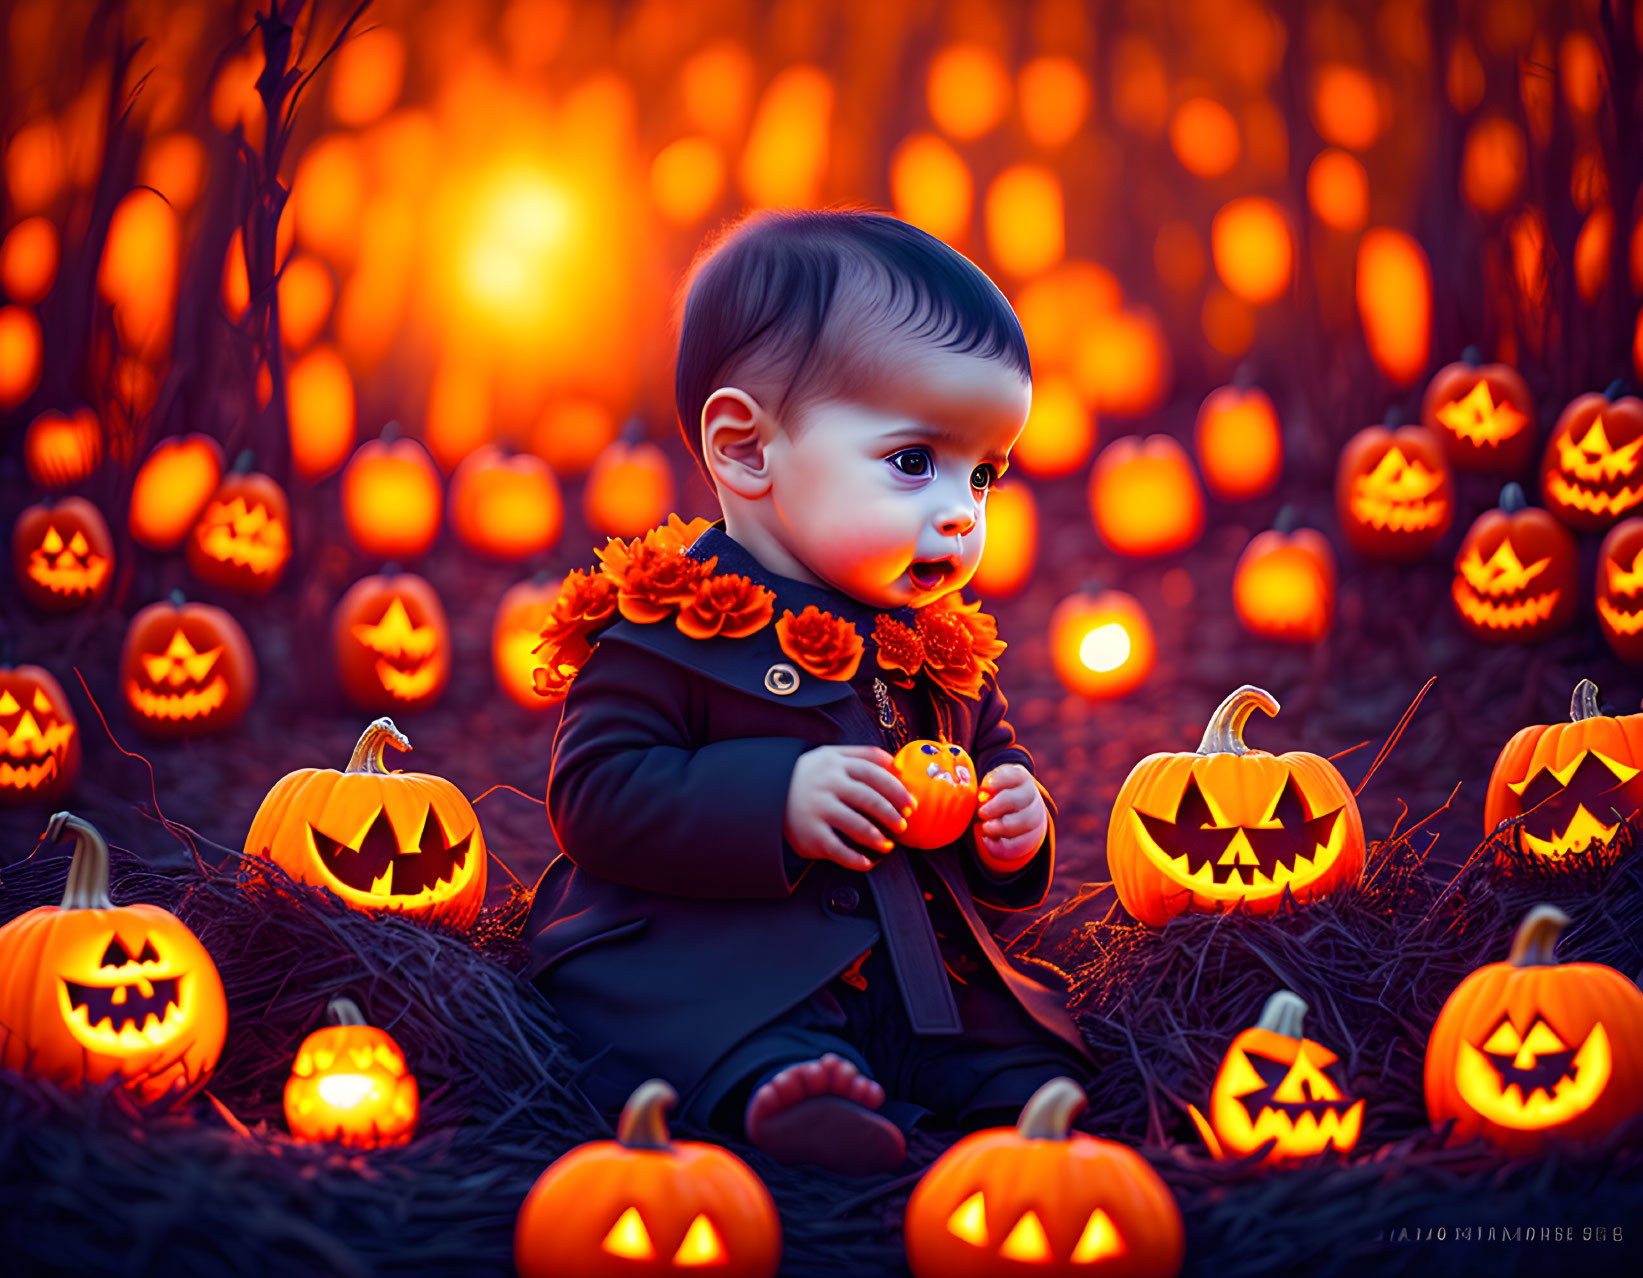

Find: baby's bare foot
<box><xmin>744</xmin><ymin>1053</ymin><xmax>905</xmax><ymax>1176</ymax></box>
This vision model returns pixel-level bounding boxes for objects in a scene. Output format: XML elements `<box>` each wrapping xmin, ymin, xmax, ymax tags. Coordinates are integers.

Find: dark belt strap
<box><xmin>868</xmin><ymin>851</ymin><xmax>963</xmax><ymax>1034</ymax></box>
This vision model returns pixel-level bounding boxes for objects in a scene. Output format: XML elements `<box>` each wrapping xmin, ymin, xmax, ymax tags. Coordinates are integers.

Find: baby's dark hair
<box><xmin>673</xmin><ymin>208</ymin><xmax>1031</xmax><ymax>473</ymax></box>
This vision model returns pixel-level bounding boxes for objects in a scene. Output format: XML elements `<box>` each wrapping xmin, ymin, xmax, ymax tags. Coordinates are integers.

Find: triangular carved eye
<box><xmin>946</xmin><ymin>1191</ymin><xmax>989</xmax><ymax>1246</ymax></box>
<box><xmin>100</xmin><ymin>938</ymin><xmax>131</xmax><ymax>967</ymax></box>
<box><xmin>671</xmin><ymin>1214</ymin><xmax>727</xmax><ymax>1267</ymax></box>
<box><xmin>1070</xmin><ymin>1207</ymin><xmax>1126</xmax><ymax>1263</ymax></box>
<box><xmin>600</xmin><ymin>1206</ymin><xmax>655</xmax><ymax>1261</ymax></box>
<box><xmin>137</xmin><ymin>940</ymin><xmax>159</xmax><ymax>962</ymax></box>
<box><xmin>998</xmin><ymin>1209</ymin><xmax>1052</xmax><ymax>1262</ymax></box>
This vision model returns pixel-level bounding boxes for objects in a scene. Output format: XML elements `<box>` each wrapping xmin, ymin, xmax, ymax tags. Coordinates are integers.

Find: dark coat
<box><xmin>525</xmin><ymin>526</ymin><xmax>1085</xmax><ymax>1102</ymax></box>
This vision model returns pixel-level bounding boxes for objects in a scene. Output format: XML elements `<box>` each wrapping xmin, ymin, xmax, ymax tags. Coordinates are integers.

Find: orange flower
<box><xmin>646</xmin><ymin>513</ymin><xmax>715</xmax><ymax>555</ymax></box>
<box><xmin>776</xmin><ymin>606</ymin><xmax>864</xmax><ymax>681</ymax></box>
<box><xmin>678</xmin><ymin>573</ymin><xmax>776</xmax><ymax>640</ymax></box>
<box><xmin>532</xmin><ymin>630</ymin><xmax>595</xmax><ymax>703</ymax></box>
<box><xmin>916</xmin><ymin>594</ymin><xmax>1004</xmax><ymax>700</ymax></box>
<box><xmin>598</xmin><ymin>535</ymin><xmax>716</xmax><ymax>624</ymax></box>
<box><xmin>873</xmin><ymin>615</ymin><xmax>925</xmax><ymax>682</ymax></box>
<box><xmin>537</xmin><ymin>568</ymin><xmax>618</xmax><ymax>648</ymax></box>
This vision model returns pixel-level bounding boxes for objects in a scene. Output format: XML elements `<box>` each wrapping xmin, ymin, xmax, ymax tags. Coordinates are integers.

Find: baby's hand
<box><xmin>975</xmin><ymin>763</ymin><xmax>1049</xmax><ymax>867</ymax></box>
<box><xmin>785</xmin><ymin>746</ymin><xmax>914</xmax><ymax>872</ymax></box>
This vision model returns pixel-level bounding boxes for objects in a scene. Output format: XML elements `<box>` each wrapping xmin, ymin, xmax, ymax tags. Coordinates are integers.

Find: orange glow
<box><xmin>209</xmin><ymin>51</ymin><xmax>265</xmax><ymax>148</ymax></box>
<box><xmin>1461</xmin><ymin>116</ymin><xmax>1527</xmax><ymax>215</ymax></box>
<box><xmin>1242</xmin><ymin>98</ymin><xmax>1290</xmax><ymax>182</ymax></box>
<box><xmin>1356</xmin><ymin>229</ymin><xmax>1431</xmax><ymax>387</ymax></box>
<box><xmin>1633</xmin><ymin>216</ymin><xmax>1643</xmax><ymax>293</ymax></box>
<box><xmin>650</xmin><ymin>136</ymin><xmax>725</xmax><ymax>225</ymax></box>
<box><xmin>363</xmin><ymin>109</ymin><xmax>439</xmax><ymax>196</ymax></box>
<box><xmin>24</xmin><ymin>409</ymin><xmax>102</xmax><ymax>488</ymax></box>
<box><xmin>1572</xmin><ymin>142</ymin><xmax>1609</xmax><ymax>214</ymax></box>
<box><xmin>1154</xmin><ymin>219</ymin><xmax>1207</xmax><ymax>295</ymax></box>
<box><xmin>1111</xmin><ymin>35</ymin><xmax>1169</xmax><ymax>138</ymax></box>
<box><xmin>1013</xmin><ymin>374</ymin><xmax>1095</xmax><ymax>478</ymax></box>
<box><xmin>293</xmin><ymin>133</ymin><xmax>366</xmax><ymax>265</ymax></box>
<box><xmin>442</xmin><ymin>164</ymin><xmax>573</xmax><ymax>338</ymax></box>
<box><xmin>286</xmin><ymin>345</ymin><xmax>356</xmax><ymax>482</ymax></box>
<box><xmin>985</xmin><ymin>165</ymin><xmax>1064</xmax><ymax>277</ymax></box>
<box><xmin>1050</xmin><ymin>590</ymin><xmax>1155</xmax><ymax>699</ymax></box>
<box><xmin>1510</xmin><ymin>208</ymin><xmax>1548</xmax><ymax>314</ymax></box>
<box><xmin>426</xmin><ymin>355</ymin><xmax>491</xmax><ymax>473</ymax></box>
<box><xmin>337</xmin><ymin>195</ymin><xmax>415</xmax><ymax>371</ymax></box>
<box><xmin>1447</xmin><ymin>37</ymin><xmax>1486</xmax><ymax>113</ymax></box>
<box><xmin>530</xmin><ymin>396</ymin><xmax>618</xmax><ymax>475</ymax></box>
<box><xmin>890</xmin><ymin>133</ymin><xmax>972</xmax><ymax>244</ymax></box>
<box><xmin>927</xmin><ymin>43</ymin><xmax>1011</xmax><ymax>140</ymax></box>
<box><xmin>1211</xmin><ymin>197</ymin><xmax>1292</xmax><ymax>306</ymax></box>
<box><xmin>1307</xmin><ymin>149</ymin><xmax>1369</xmax><ymax>232</ymax></box>
<box><xmin>1574</xmin><ymin>205</ymin><xmax>1614</xmax><ymax>304</ymax></box>
<box><xmin>1234</xmin><ymin>530</ymin><xmax>1337</xmax><ymax>642</ymax></box>
<box><xmin>971</xmin><ymin>484</ymin><xmax>1037</xmax><ymax>597</ymax></box>
<box><xmin>278</xmin><ymin>255</ymin><xmax>335</xmax><ymax>353</ymax></box>
<box><xmin>1</xmin><ymin>216</ymin><xmax>59</xmax><ymax>304</ymax></box>
<box><xmin>342</xmin><ymin>435</ymin><xmax>445</xmax><ymax>560</ymax></box>
<box><xmin>1521</xmin><ymin>34</ymin><xmax>1555</xmax><ymax>146</ymax></box>
<box><xmin>1202</xmin><ymin>289</ymin><xmax>1256</xmax><ymax>358</ymax></box>
<box><xmin>1636</xmin><ymin>308</ymin><xmax>1643</xmax><ymax>383</ymax></box>
<box><xmin>1014</xmin><ymin>260</ymin><xmax>1121</xmax><ymax>371</ymax></box>
<box><xmin>1018</xmin><ymin>56</ymin><xmax>1089</xmax><ymax>149</ymax></box>
<box><xmin>1560</xmin><ymin>31</ymin><xmax>1605</xmax><ymax>116</ymax></box>
<box><xmin>1195</xmin><ymin>386</ymin><xmax>1282</xmax><ymax>500</ymax></box>
<box><xmin>329</xmin><ymin>26</ymin><xmax>406</xmax><ymax>127</ymax></box>
<box><xmin>449</xmin><ymin>447</ymin><xmax>563</xmax><ymax>560</ymax></box>
<box><xmin>1073</xmin><ymin>308</ymin><xmax>1172</xmax><ymax>418</ymax></box>
<box><xmin>1169</xmin><ymin>98</ymin><xmax>1241</xmax><ymax>178</ymax></box>
<box><xmin>4</xmin><ymin>118</ymin><xmax>64</xmax><ymax>214</ymax></box>
<box><xmin>1089</xmin><ymin>434</ymin><xmax>1205</xmax><ymax>558</ymax></box>
<box><xmin>138</xmin><ymin>132</ymin><xmax>207</xmax><ymax>214</ymax></box>
<box><xmin>0</xmin><ymin>306</ymin><xmax>43</xmax><ymax>409</ymax></box>
<box><xmin>583</xmin><ymin>439</ymin><xmax>674</xmax><ymax>539</ymax></box>
<box><xmin>129</xmin><ymin>436</ymin><xmax>224</xmax><ymax>552</ymax></box>
<box><xmin>493</xmin><ymin>577</ymin><xmax>560</xmax><ymax>710</ymax></box>
<box><xmin>1311</xmin><ymin>64</ymin><xmax>1382</xmax><ymax>151</ymax></box>
<box><xmin>98</xmin><ymin>189</ymin><xmax>178</xmax><ymax>357</ymax></box>
<box><xmin>740</xmin><ymin>65</ymin><xmax>833</xmax><ymax>208</ymax></box>
<box><xmin>680</xmin><ymin>39</ymin><xmax>756</xmax><ymax>139</ymax></box>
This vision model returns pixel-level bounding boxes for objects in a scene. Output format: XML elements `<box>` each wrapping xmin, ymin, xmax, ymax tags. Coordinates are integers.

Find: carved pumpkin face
<box><xmin>119</xmin><ymin>596</ymin><xmax>257</xmax><ymax>737</ymax></box>
<box><xmin>13</xmin><ymin>497</ymin><xmax>114</xmax><ymax>612</ymax></box>
<box><xmin>1595</xmin><ymin>517</ymin><xmax>1643</xmax><ymax>663</ymax></box>
<box><xmin>333</xmin><ymin>571</ymin><xmax>451</xmax><ymax>712</ymax></box>
<box><xmin>516</xmin><ymin>1080</ymin><xmax>782</xmax><ymax>1278</ymax></box>
<box><xmin>892</xmin><ymin>740</ymin><xmax>979</xmax><ymax>850</ymax></box>
<box><xmin>1334</xmin><ymin>425</ymin><xmax>1454</xmax><ymax>560</ymax></box>
<box><xmin>1539</xmin><ymin>390</ymin><xmax>1643</xmax><ymax>532</ymax></box>
<box><xmin>493</xmin><ymin>577</ymin><xmax>559</xmax><ymax>711</ymax></box>
<box><xmin>0</xmin><ymin>666</ymin><xmax>79</xmax><ymax>805</ymax></box>
<box><xmin>904</xmin><ymin>1078</ymin><xmax>1185</xmax><ymax>1278</ymax></box>
<box><xmin>0</xmin><ymin>814</ymin><xmax>227</xmax><ymax>1103</ymax></box>
<box><xmin>1421</xmin><ymin>358</ymin><xmax>1535</xmax><ymax>474</ymax></box>
<box><xmin>1451</xmin><ymin>484</ymin><xmax>1577</xmax><ymax>642</ymax></box>
<box><xmin>185</xmin><ymin>463</ymin><xmax>291</xmax><ymax>595</ymax></box>
<box><xmin>245</xmin><ymin>718</ymin><xmax>488</xmax><ymax>926</ymax></box>
<box><xmin>285</xmin><ymin>998</ymin><xmax>419</xmax><ymax>1148</ymax></box>
<box><xmin>1108</xmin><ymin>686</ymin><xmax>1366</xmax><ymax>927</ymax></box>
<box><xmin>1426</xmin><ymin>905</ymin><xmax>1643</xmax><ymax>1155</ymax></box>
<box><xmin>1189</xmin><ymin>991</ymin><xmax>1364</xmax><ymax>1162</ymax></box>
<box><xmin>1483</xmin><ymin>679</ymin><xmax>1643</xmax><ymax>865</ymax></box>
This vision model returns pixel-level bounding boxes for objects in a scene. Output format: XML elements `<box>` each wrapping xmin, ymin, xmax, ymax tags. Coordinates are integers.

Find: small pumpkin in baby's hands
<box><xmin>892</xmin><ymin>740</ymin><xmax>979</xmax><ymax>849</ymax></box>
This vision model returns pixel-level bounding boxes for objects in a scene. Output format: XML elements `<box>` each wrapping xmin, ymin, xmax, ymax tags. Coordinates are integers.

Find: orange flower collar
<box><xmin>531</xmin><ymin>517</ymin><xmax>1006</xmax><ymax>703</ymax></box>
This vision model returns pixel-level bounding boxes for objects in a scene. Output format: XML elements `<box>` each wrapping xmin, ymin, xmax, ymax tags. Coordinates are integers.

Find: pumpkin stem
<box><xmin>617</xmin><ymin>1079</ymin><xmax>678</xmax><ymax>1150</ymax></box>
<box><xmin>1016</xmin><ymin>1077</ymin><xmax>1088</xmax><ymax>1139</ymax></box>
<box><xmin>47</xmin><ymin>812</ymin><xmax>113</xmax><ymax>909</ymax></box>
<box><xmin>327</xmin><ymin>997</ymin><xmax>368</xmax><ymax>1027</ymax></box>
<box><xmin>1604</xmin><ymin>379</ymin><xmax>1625</xmax><ymax>402</ymax></box>
<box><xmin>1508</xmin><ymin>904</ymin><xmax>1569</xmax><ymax>967</ymax></box>
<box><xmin>1273</xmin><ymin>505</ymin><xmax>1298</xmax><ymax>534</ymax></box>
<box><xmin>1570</xmin><ymin>679</ymin><xmax>1602</xmax><ymax>722</ymax></box>
<box><xmin>346</xmin><ymin>717</ymin><xmax>411</xmax><ymax>774</ymax></box>
<box><xmin>1381</xmin><ymin>403</ymin><xmax>1401</xmax><ymax>429</ymax></box>
<box><xmin>1498</xmin><ymin>483</ymin><xmax>1526</xmax><ymax>513</ymax></box>
<box><xmin>1197</xmin><ymin>685</ymin><xmax>1280</xmax><ymax>756</ymax></box>
<box><xmin>233</xmin><ymin>449</ymin><xmax>256</xmax><ymax>474</ymax></box>
<box><xmin>381</xmin><ymin>420</ymin><xmax>402</xmax><ymax>442</ymax></box>
<box><xmin>169</xmin><ymin>588</ymin><xmax>187</xmax><ymax>608</ymax></box>
<box><xmin>1461</xmin><ymin>345</ymin><xmax>1481</xmax><ymax>366</ymax></box>
<box><xmin>1231</xmin><ymin>362</ymin><xmax>1256</xmax><ymax>390</ymax></box>
<box><xmin>1255</xmin><ymin>989</ymin><xmax>1308</xmax><ymax>1038</ymax></box>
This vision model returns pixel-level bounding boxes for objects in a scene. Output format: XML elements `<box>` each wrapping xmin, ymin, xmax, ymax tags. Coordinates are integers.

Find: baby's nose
<box><xmin>936</xmin><ymin>507</ymin><xmax>976</xmax><ymax>537</ymax></box>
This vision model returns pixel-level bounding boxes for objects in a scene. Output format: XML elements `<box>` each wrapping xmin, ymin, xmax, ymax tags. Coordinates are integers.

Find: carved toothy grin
<box><xmin>61</xmin><ymin>976</ymin><xmax>186</xmax><ymax>1049</ymax></box>
<box><xmin>127</xmin><ymin>675</ymin><xmax>230</xmax><ymax>721</ymax></box>
<box><xmin>1452</xmin><ymin>580</ymin><xmax>1561</xmax><ymax>629</ymax></box>
<box><xmin>308</xmin><ymin>809</ymin><xmax>476</xmax><ymax>903</ymax></box>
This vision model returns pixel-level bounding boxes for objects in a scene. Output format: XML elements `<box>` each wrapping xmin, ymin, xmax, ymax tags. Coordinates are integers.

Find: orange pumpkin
<box><xmin>129</xmin><ymin>434</ymin><xmax>224</xmax><ymax>552</ymax></box>
<box><xmin>119</xmin><ymin>592</ymin><xmax>257</xmax><ymax>737</ymax></box>
<box><xmin>1451</xmin><ymin>483</ymin><xmax>1576</xmax><ymax>643</ymax></box>
<box><xmin>1483</xmin><ymin>678</ymin><xmax>1643</xmax><ymax>865</ymax></box>
<box><xmin>23</xmin><ymin>407</ymin><xmax>102</xmax><ymax>489</ymax></box>
<box><xmin>492</xmin><ymin>576</ymin><xmax>559</xmax><ymax>711</ymax></box>
<box><xmin>0</xmin><ymin>812</ymin><xmax>227</xmax><ymax>1102</ymax></box>
<box><xmin>284</xmin><ymin>996</ymin><xmax>419</xmax><ymax>1148</ymax></box>
<box><xmin>13</xmin><ymin>496</ymin><xmax>114</xmax><ymax>612</ymax></box>
<box><xmin>1421</xmin><ymin>350</ymin><xmax>1535</xmax><ymax>475</ymax></box>
<box><xmin>341</xmin><ymin>429</ymin><xmax>444</xmax><ymax>560</ymax></box>
<box><xmin>185</xmin><ymin>453</ymin><xmax>292</xmax><ymax>595</ymax></box>
<box><xmin>970</xmin><ymin>481</ymin><xmax>1037</xmax><ymax>597</ymax></box>
<box><xmin>1425</xmin><ymin>904</ymin><xmax>1643</xmax><ymax>1156</ymax></box>
<box><xmin>448</xmin><ymin>445</ymin><xmax>563</xmax><ymax>561</ymax></box>
<box><xmin>246</xmin><ymin>717</ymin><xmax>488</xmax><ymax>927</ymax></box>
<box><xmin>1187</xmin><ymin>990</ymin><xmax>1364</xmax><ymax>1163</ymax></box>
<box><xmin>1539</xmin><ymin>383</ymin><xmax>1643</xmax><ymax>532</ymax></box>
<box><xmin>0</xmin><ymin>664</ymin><xmax>79</xmax><ymax>806</ymax></box>
<box><xmin>332</xmin><ymin>569</ymin><xmax>451</xmax><ymax>712</ymax></box>
<box><xmin>1088</xmin><ymin>435</ymin><xmax>1205</xmax><ymax>558</ymax></box>
<box><xmin>905</xmin><ymin>1077</ymin><xmax>1184</xmax><ymax>1278</ymax></box>
<box><xmin>1049</xmin><ymin>590</ymin><xmax>1156</xmax><ymax>700</ymax></box>
<box><xmin>1193</xmin><ymin>382</ymin><xmax>1283</xmax><ymax>502</ymax></box>
<box><xmin>1107</xmin><ymin>686</ymin><xmax>1366</xmax><ymax>927</ymax></box>
<box><xmin>1334</xmin><ymin>423</ymin><xmax>1454</xmax><ymax>560</ymax></box>
<box><xmin>1231</xmin><ymin>516</ymin><xmax>1336</xmax><ymax>643</ymax></box>
<box><xmin>583</xmin><ymin>435</ymin><xmax>677</xmax><ymax>540</ymax></box>
<box><xmin>1595</xmin><ymin>516</ymin><xmax>1643</xmax><ymax>663</ymax></box>
<box><xmin>892</xmin><ymin>740</ymin><xmax>979</xmax><ymax>850</ymax></box>
<box><xmin>515</xmin><ymin>1079</ymin><xmax>782</xmax><ymax>1278</ymax></box>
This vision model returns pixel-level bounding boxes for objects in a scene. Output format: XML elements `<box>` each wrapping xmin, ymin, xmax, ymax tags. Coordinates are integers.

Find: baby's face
<box><xmin>763</xmin><ymin>339</ymin><xmax>1030</xmax><ymax>610</ymax></box>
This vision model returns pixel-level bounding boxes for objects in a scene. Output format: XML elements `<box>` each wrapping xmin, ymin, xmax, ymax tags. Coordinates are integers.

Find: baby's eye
<box><xmin>970</xmin><ymin>463</ymin><xmax>998</xmax><ymax>491</ymax></box>
<box><xmin>889</xmin><ymin>448</ymin><xmax>932</xmax><ymax>478</ymax></box>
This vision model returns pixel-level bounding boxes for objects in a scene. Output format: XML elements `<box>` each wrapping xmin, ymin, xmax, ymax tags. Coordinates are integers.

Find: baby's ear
<box><xmin>703</xmin><ymin>387</ymin><xmax>774</xmax><ymax>498</ymax></box>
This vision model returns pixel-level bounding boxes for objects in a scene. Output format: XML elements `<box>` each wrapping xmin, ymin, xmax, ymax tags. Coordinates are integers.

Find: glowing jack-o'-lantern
<box><xmin>1425</xmin><ymin>904</ymin><xmax>1643</xmax><ymax>1156</ymax></box>
<box><xmin>1231</xmin><ymin>516</ymin><xmax>1336</xmax><ymax>643</ymax></box>
<box><xmin>23</xmin><ymin>407</ymin><xmax>102</xmax><ymax>489</ymax></box>
<box><xmin>1483</xmin><ymin>678</ymin><xmax>1643</xmax><ymax>866</ymax></box>
<box><xmin>129</xmin><ymin>434</ymin><xmax>224</xmax><ymax>552</ymax></box>
<box><xmin>1188</xmin><ymin>990</ymin><xmax>1365</xmax><ymax>1162</ymax></box>
<box><xmin>905</xmin><ymin>1077</ymin><xmax>1185</xmax><ymax>1278</ymax></box>
<box><xmin>515</xmin><ymin>1079</ymin><xmax>782</xmax><ymax>1278</ymax></box>
<box><xmin>1421</xmin><ymin>352</ymin><xmax>1535</xmax><ymax>474</ymax></box>
<box><xmin>185</xmin><ymin>453</ymin><xmax>292</xmax><ymax>595</ymax></box>
<box><xmin>584</xmin><ymin>434</ymin><xmax>677</xmax><ymax>540</ymax></box>
<box><xmin>1595</xmin><ymin>517</ymin><xmax>1643</xmax><ymax>664</ymax></box>
<box><xmin>1049</xmin><ymin>590</ymin><xmax>1156</xmax><ymax>700</ymax></box>
<box><xmin>1107</xmin><ymin>686</ymin><xmax>1366</xmax><ymax>927</ymax></box>
<box><xmin>449</xmin><ymin>445</ymin><xmax>563</xmax><ymax>561</ymax></box>
<box><xmin>332</xmin><ymin>569</ymin><xmax>451</xmax><ymax>712</ymax></box>
<box><xmin>0</xmin><ymin>664</ymin><xmax>79</xmax><ymax>805</ymax></box>
<box><xmin>13</xmin><ymin>497</ymin><xmax>114</xmax><ymax>612</ymax></box>
<box><xmin>1335</xmin><ymin>423</ymin><xmax>1454</xmax><ymax>560</ymax></box>
<box><xmin>1451</xmin><ymin>483</ymin><xmax>1576</xmax><ymax>643</ymax></box>
<box><xmin>1088</xmin><ymin>434</ymin><xmax>1205</xmax><ymax>558</ymax></box>
<box><xmin>1194</xmin><ymin>381</ymin><xmax>1283</xmax><ymax>502</ymax></box>
<box><xmin>119</xmin><ymin>592</ymin><xmax>257</xmax><ymax>737</ymax></box>
<box><xmin>284</xmin><ymin>996</ymin><xmax>419</xmax><ymax>1148</ymax></box>
<box><xmin>341</xmin><ymin>429</ymin><xmax>444</xmax><ymax>560</ymax></box>
<box><xmin>1539</xmin><ymin>384</ymin><xmax>1643</xmax><ymax>532</ymax></box>
<box><xmin>0</xmin><ymin>813</ymin><xmax>227</xmax><ymax>1102</ymax></box>
<box><xmin>493</xmin><ymin>576</ymin><xmax>560</xmax><ymax>711</ymax></box>
<box><xmin>245</xmin><ymin>717</ymin><xmax>488</xmax><ymax>927</ymax></box>
<box><xmin>891</xmin><ymin>740</ymin><xmax>979</xmax><ymax>850</ymax></box>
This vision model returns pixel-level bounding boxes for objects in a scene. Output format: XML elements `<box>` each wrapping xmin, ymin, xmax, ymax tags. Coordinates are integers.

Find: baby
<box><xmin>527</xmin><ymin>208</ymin><xmax>1095</xmax><ymax>1176</ymax></box>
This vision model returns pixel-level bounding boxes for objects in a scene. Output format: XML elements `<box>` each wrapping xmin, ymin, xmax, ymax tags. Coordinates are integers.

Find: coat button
<box><xmin>764</xmin><ymin>662</ymin><xmax>800</xmax><ymax>695</ymax></box>
<box><xmin>828</xmin><ymin>885</ymin><xmax>860</xmax><ymax>913</ymax></box>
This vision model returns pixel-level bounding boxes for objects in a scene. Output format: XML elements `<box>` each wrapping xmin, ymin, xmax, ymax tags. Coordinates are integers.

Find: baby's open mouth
<box><xmin>908</xmin><ymin>559</ymin><xmax>957</xmax><ymax>591</ymax></box>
